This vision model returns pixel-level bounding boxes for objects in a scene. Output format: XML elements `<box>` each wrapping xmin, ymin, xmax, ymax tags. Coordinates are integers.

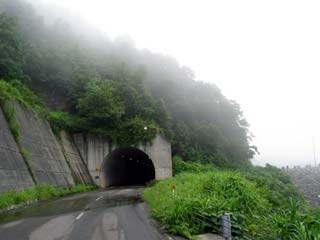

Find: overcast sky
<box><xmin>35</xmin><ymin>0</ymin><xmax>320</xmax><ymax>167</ymax></box>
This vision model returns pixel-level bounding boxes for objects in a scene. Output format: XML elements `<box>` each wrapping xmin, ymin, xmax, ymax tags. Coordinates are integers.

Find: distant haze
<box><xmin>30</xmin><ymin>0</ymin><xmax>320</xmax><ymax>167</ymax></box>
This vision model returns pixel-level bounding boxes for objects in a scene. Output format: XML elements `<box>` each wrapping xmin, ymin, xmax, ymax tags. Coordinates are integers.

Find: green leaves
<box><xmin>0</xmin><ymin>13</ymin><xmax>24</xmax><ymax>81</ymax></box>
<box><xmin>0</xmin><ymin>0</ymin><xmax>257</xmax><ymax>167</ymax></box>
<box><xmin>271</xmin><ymin>199</ymin><xmax>320</xmax><ymax>240</ymax></box>
<box><xmin>77</xmin><ymin>81</ymin><xmax>125</xmax><ymax>126</ymax></box>
<box><xmin>143</xmin><ymin>171</ymin><xmax>268</xmax><ymax>238</ymax></box>
<box><xmin>75</xmin><ymin>78</ymin><xmax>160</xmax><ymax>145</ymax></box>
<box><xmin>144</xmin><ymin>167</ymin><xmax>320</xmax><ymax>239</ymax></box>
<box><xmin>116</xmin><ymin>117</ymin><xmax>160</xmax><ymax>145</ymax></box>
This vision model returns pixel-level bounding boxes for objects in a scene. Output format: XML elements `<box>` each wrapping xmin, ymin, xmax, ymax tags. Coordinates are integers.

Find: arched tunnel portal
<box><xmin>101</xmin><ymin>147</ymin><xmax>155</xmax><ymax>187</ymax></box>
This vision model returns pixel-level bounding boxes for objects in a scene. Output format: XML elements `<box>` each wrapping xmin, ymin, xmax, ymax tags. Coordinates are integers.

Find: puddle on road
<box><xmin>0</xmin><ymin>192</ymin><xmax>143</xmax><ymax>224</ymax></box>
<box><xmin>91</xmin><ymin>196</ymin><xmax>143</xmax><ymax>210</ymax></box>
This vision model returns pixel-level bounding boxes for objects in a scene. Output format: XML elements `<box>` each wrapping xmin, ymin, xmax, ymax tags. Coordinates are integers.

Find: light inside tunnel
<box><xmin>103</xmin><ymin>147</ymin><xmax>155</xmax><ymax>186</ymax></box>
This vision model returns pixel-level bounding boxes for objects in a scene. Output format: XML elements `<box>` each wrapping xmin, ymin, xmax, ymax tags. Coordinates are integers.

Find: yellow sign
<box><xmin>96</xmin><ymin>168</ymin><xmax>101</xmax><ymax>172</ymax></box>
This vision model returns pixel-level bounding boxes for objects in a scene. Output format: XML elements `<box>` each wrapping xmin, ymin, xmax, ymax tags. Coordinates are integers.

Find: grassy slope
<box><xmin>144</xmin><ymin>158</ymin><xmax>320</xmax><ymax>239</ymax></box>
<box><xmin>0</xmin><ymin>184</ymin><xmax>96</xmax><ymax>210</ymax></box>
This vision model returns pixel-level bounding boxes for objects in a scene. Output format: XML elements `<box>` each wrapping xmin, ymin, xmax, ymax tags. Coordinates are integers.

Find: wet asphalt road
<box><xmin>0</xmin><ymin>187</ymin><xmax>170</xmax><ymax>240</ymax></box>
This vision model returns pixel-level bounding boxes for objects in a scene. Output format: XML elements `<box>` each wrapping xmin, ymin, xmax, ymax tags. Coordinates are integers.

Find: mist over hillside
<box><xmin>0</xmin><ymin>0</ymin><xmax>257</xmax><ymax>168</ymax></box>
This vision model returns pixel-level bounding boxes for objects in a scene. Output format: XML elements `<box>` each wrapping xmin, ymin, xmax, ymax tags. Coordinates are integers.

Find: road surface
<box><xmin>0</xmin><ymin>187</ymin><xmax>173</xmax><ymax>240</ymax></box>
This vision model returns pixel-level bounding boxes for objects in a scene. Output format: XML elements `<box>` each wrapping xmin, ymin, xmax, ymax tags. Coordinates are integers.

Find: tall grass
<box><xmin>271</xmin><ymin>198</ymin><xmax>320</xmax><ymax>240</ymax></box>
<box><xmin>144</xmin><ymin>172</ymin><xmax>270</xmax><ymax>238</ymax></box>
<box><xmin>144</xmin><ymin>159</ymin><xmax>320</xmax><ymax>239</ymax></box>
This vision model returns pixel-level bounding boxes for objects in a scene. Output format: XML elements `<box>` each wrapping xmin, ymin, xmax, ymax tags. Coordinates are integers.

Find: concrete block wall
<box><xmin>73</xmin><ymin>134</ymin><xmax>112</xmax><ymax>185</ymax></box>
<box><xmin>140</xmin><ymin>134</ymin><xmax>172</xmax><ymax>180</ymax></box>
<box><xmin>59</xmin><ymin>131</ymin><xmax>93</xmax><ymax>185</ymax></box>
<box><xmin>0</xmin><ymin>107</ymin><xmax>34</xmax><ymax>193</ymax></box>
<box><xmin>14</xmin><ymin>103</ymin><xmax>74</xmax><ymax>186</ymax></box>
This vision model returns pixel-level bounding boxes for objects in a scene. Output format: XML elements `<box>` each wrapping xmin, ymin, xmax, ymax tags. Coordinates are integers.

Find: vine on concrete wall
<box><xmin>0</xmin><ymin>80</ymin><xmax>37</xmax><ymax>183</ymax></box>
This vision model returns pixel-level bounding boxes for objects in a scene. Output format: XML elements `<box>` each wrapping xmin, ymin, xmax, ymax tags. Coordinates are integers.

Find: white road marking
<box><xmin>95</xmin><ymin>196</ymin><xmax>104</xmax><ymax>201</ymax></box>
<box><xmin>75</xmin><ymin>212</ymin><xmax>85</xmax><ymax>220</ymax></box>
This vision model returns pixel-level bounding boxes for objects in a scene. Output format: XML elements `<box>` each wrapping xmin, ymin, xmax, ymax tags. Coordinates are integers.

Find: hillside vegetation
<box><xmin>0</xmin><ymin>0</ymin><xmax>256</xmax><ymax>168</ymax></box>
<box><xmin>2</xmin><ymin>2</ymin><xmax>319</xmax><ymax>239</ymax></box>
<box><xmin>144</xmin><ymin>158</ymin><xmax>320</xmax><ymax>239</ymax></box>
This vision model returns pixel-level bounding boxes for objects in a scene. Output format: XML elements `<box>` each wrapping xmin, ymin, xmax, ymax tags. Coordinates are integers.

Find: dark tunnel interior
<box><xmin>103</xmin><ymin>147</ymin><xmax>155</xmax><ymax>186</ymax></box>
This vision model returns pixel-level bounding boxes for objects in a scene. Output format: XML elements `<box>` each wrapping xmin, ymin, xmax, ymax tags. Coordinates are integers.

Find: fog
<box><xmin>29</xmin><ymin>0</ymin><xmax>320</xmax><ymax>167</ymax></box>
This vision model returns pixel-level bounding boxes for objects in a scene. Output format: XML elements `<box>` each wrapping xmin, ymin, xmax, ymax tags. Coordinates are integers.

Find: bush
<box><xmin>270</xmin><ymin>199</ymin><xmax>320</xmax><ymax>239</ymax></box>
<box><xmin>48</xmin><ymin>111</ymin><xmax>75</xmax><ymax>134</ymax></box>
<box><xmin>144</xmin><ymin>162</ymin><xmax>320</xmax><ymax>239</ymax></box>
<box><xmin>172</xmin><ymin>156</ymin><xmax>215</xmax><ymax>175</ymax></box>
<box><xmin>0</xmin><ymin>79</ymin><xmax>43</xmax><ymax>109</ymax></box>
<box><xmin>143</xmin><ymin>171</ymin><xmax>270</xmax><ymax>238</ymax></box>
<box><xmin>242</xmin><ymin>164</ymin><xmax>302</xmax><ymax>208</ymax></box>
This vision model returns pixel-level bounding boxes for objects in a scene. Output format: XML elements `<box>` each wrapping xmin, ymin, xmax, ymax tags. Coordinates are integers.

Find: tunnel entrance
<box><xmin>102</xmin><ymin>147</ymin><xmax>155</xmax><ymax>187</ymax></box>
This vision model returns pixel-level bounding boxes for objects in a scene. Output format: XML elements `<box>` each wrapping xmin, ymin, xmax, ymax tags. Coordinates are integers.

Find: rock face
<box><xmin>286</xmin><ymin>166</ymin><xmax>320</xmax><ymax>208</ymax></box>
<box><xmin>14</xmin><ymin>103</ymin><xmax>74</xmax><ymax>186</ymax></box>
<box><xmin>0</xmin><ymin>107</ymin><xmax>34</xmax><ymax>193</ymax></box>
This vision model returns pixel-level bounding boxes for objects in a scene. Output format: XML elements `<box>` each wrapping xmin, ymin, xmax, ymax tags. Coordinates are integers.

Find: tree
<box><xmin>0</xmin><ymin>0</ymin><xmax>257</xmax><ymax>167</ymax></box>
<box><xmin>77</xmin><ymin>81</ymin><xmax>124</xmax><ymax>128</ymax></box>
<box><xmin>0</xmin><ymin>13</ymin><xmax>24</xmax><ymax>81</ymax></box>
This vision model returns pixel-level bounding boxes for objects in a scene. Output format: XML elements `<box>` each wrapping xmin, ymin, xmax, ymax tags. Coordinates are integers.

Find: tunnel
<box><xmin>102</xmin><ymin>147</ymin><xmax>155</xmax><ymax>186</ymax></box>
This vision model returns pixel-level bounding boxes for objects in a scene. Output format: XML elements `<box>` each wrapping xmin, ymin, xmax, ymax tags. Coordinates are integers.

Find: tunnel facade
<box><xmin>101</xmin><ymin>147</ymin><xmax>155</xmax><ymax>186</ymax></box>
<box><xmin>73</xmin><ymin>133</ymin><xmax>172</xmax><ymax>187</ymax></box>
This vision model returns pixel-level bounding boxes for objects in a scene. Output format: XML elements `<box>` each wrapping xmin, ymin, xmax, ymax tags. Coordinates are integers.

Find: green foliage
<box><xmin>145</xmin><ymin>160</ymin><xmax>320</xmax><ymax>239</ymax></box>
<box><xmin>47</xmin><ymin>111</ymin><xmax>77</xmax><ymax>134</ymax></box>
<box><xmin>242</xmin><ymin>164</ymin><xmax>301</xmax><ymax>208</ymax></box>
<box><xmin>0</xmin><ymin>0</ymin><xmax>257</xmax><ymax>166</ymax></box>
<box><xmin>50</xmin><ymin>76</ymin><xmax>161</xmax><ymax>144</ymax></box>
<box><xmin>0</xmin><ymin>80</ymin><xmax>24</xmax><ymax>141</ymax></box>
<box><xmin>0</xmin><ymin>13</ymin><xmax>25</xmax><ymax>81</ymax></box>
<box><xmin>115</xmin><ymin>117</ymin><xmax>160</xmax><ymax>145</ymax></box>
<box><xmin>9</xmin><ymin>80</ymin><xmax>41</xmax><ymax>108</ymax></box>
<box><xmin>1</xmin><ymin>99</ymin><xmax>19</xmax><ymax>139</ymax></box>
<box><xmin>172</xmin><ymin>156</ymin><xmax>215</xmax><ymax>175</ymax></box>
<box><xmin>0</xmin><ymin>184</ymin><xmax>96</xmax><ymax>209</ymax></box>
<box><xmin>77</xmin><ymin>81</ymin><xmax>125</xmax><ymax>128</ymax></box>
<box><xmin>0</xmin><ymin>79</ymin><xmax>42</xmax><ymax>109</ymax></box>
<box><xmin>0</xmin><ymin>79</ymin><xmax>44</xmax><ymax>184</ymax></box>
<box><xmin>0</xmin><ymin>79</ymin><xmax>43</xmax><ymax>141</ymax></box>
<box><xmin>143</xmin><ymin>171</ymin><xmax>269</xmax><ymax>238</ymax></box>
<box><xmin>270</xmin><ymin>199</ymin><xmax>320</xmax><ymax>240</ymax></box>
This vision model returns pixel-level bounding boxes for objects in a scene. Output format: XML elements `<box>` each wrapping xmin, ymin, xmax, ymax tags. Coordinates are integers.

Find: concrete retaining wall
<box><xmin>0</xmin><ymin>107</ymin><xmax>34</xmax><ymax>193</ymax></box>
<box><xmin>14</xmin><ymin>103</ymin><xmax>74</xmax><ymax>186</ymax></box>
<box><xmin>73</xmin><ymin>134</ymin><xmax>112</xmax><ymax>186</ymax></box>
<box><xmin>59</xmin><ymin>131</ymin><xmax>93</xmax><ymax>185</ymax></box>
<box><xmin>139</xmin><ymin>134</ymin><xmax>172</xmax><ymax>180</ymax></box>
<box><xmin>0</xmin><ymin>102</ymin><xmax>172</xmax><ymax>191</ymax></box>
<box><xmin>73</xmin><ymin>133</ymin><xmax>172</xmax><ymax>187</ymax></box>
